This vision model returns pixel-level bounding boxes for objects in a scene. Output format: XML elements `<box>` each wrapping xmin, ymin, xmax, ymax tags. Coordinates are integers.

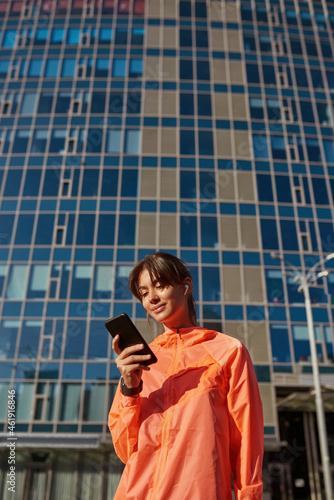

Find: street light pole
<box><xmin>271</xmin><ymin>253</ymin><xmax>334</xmax><ymax>500</ymax></box>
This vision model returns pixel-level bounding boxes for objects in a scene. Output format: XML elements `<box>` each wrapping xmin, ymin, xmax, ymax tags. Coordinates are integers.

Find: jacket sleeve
<box><xmin>108</xmin><ymin>380</ymin><xmax>141</xmax><ymax>464</ymax></box>
<box><xmin>226</xmin><ymin>343</ymin><xmax>264</xmax><ymax>499</ymax></box>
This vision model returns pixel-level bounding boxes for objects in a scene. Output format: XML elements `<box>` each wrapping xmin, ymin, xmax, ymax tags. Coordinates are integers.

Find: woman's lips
<box><xmin>152</xmin><ymin>304</ymin><xmax>166</xmax><ymax>314</ymax></box>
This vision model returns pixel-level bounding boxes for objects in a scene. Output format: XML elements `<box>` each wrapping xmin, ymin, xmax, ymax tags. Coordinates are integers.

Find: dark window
<box><xmin>81</xmin><ymin>169</ymin><xmax>99</xmax><ymax>196</ymax></box>
<box><xmin>121</xmin><ymin>169</ymin><xmax>138</xmax><ymax>197</ymax></box>
<box><xmin>260</xmin><ymin>219</ymin><xmax>279</xmax><ymax>249</ymax></box>
<box><xmin>202</xmin><ymin>267</ymin><xmax>220</xmax><ymax>301</ymax></box>
<box><xmin>181</xmin><ymin>215</ymin><xmax>197</xmax><ymax>247</ymax></box>
<box><xmin>15</xmin><ymin>215</ymin><xmax>34</xmax><ymax>245</ymax></box>
<box><xmin>180</xmin><ymin>29</ymin><xmax>192</xmax><ymax>47</ymax></box>
<box><xmin>101</xmin><ymin>170</ymin><xmax>118</xmax><ymax>196</ymax></box>
<box><xmin>13</xmin><ymin>129</ymin><xmax>30</xmax><ymax>153</ymax></box>
<box><xmin>109</xmin><ymin>92</ymin><xmax>123</xmax><ymax>113</ymax></box>
<box><xmin>118</xmin><ymin>214</ymin><xmax>136</xmax><ymax>245</ymax></box>
<box><xmin>305</xmin><ymin>40</ymin><xmax>318</xmax><ymax>58</ymax></box>
<box><xmin>131</xmin><ymin>28</ymin><xmax>144</xmax><ymax>46</ymax></box>
<box><xmin>300</xmin><ymin>100</ymin><xmax>315</xmax><ymax>123</ymax></box>
<box><xmin>262</xmin><ymin>65</ymin><xmax>276</xmax><ymax>85</ymax></box>
<box><xmin>244</xmin><ymin>34</ymin><xmax>256</xmax><ymax>51</ymax></box>
<box><xmin>180</xmin><ymin>93</ymin><xmax>194</xmax><ymax>115</ymax></box>
<box><xmin>311</xmin><ymin>70</ymin><xmax>324</xmax><ymax>90</ymax></box>
<box><xmin>49</xmin><ymin>129</ymin><xmax>66</xmax><ymax>153</ymax></box>
<box><xmin>31</xmin><ymin>130</ymin><xmax>48</xmax><ymax>153</ymax></box>
<box><xmin>265</xmin><ymin>270</ymin><xmax>284</xmax><ymax>303</ymax></box>
<box><xmin>4</xmin><ymin>170</ymin><xmax>23</xmax><ymax>196</ymax></box>
<box><xmin>86</xmin><ymin>128</ymin><xmax>103</xmax><ymax>153</ymax></box>
<box><xmin>180</xmin><ymin>170</ymin><xmax>196</xmax><ymax>198</ymax></box>
<box><xmin>267</xmin><ymin>99</ymin><xmax>281</xmax><ymax>120</ymax></box>
<box><xmin>91</xmin><ymin>92</ymin><xmax>106</xmax><ymax>113</ymax></box>
<box><xmin>76</xmin><ymin>214</ymin><xmax>95</xmax><ymax>245</ymax></box>
<box><xmin>198</xmin><ymin>131</ymin><xmax>213</xmax><ymax>156</ymax></box>
<box><xmin>0</xmin><ymin>215</ymin><xmax>15</xmax><ymax>244</ymax></box>
<box><xmin>271</xmin><ymin>136</ymin><xmax>287</xmax><ymax>160</ymax></box>
<box><xmin>97</xmin><ymin>214</ymin><xmax>116</xmax><ymax>245</ymax></box>
<box><xmin>38</xmin><ymin>92</ymin><xmax>53</xmax><ymax>114</ymax></box>
<box><xmin>180</xmin><ymin>0</ymin><xmax>191</xmax><ymax>17</ymax></box>
<box><xmin>88</xmin><ymin>321</ymin><xmax>109</xmax><ymax>359</ymax></box>
<box><xmin>295</xmin><ymin>67</ymin><xmax>308</xmax><ymax>87</ymax></box>
<box><xmin>250</xmin><ymin>98</ymin><xmax>264</xmax><ymax>119</ymax></box>
<box><xmin>126</xmin><ymin>90</ymin><xmax>141</xmax><ymax>114</ymax></box>
<box><xmin>18</xmin><ymin>321</ymin><xmax>41</xmax><ymax>359</ymax></box>
<box><xmin>290</xmin><ymin>38</ymin><xmax>302</xmax><ymax>55</ymax></box>
<box><xmin>270</xmin><ymin>325</ymin><xmax>291</xmax><ymax>362</ymax></box>
<box><xmin>280</xmin><ymin>220</ymin><xmax>298</xmax><ymax>250</ymax></box>
<box><xmin>115</xmin><ymin>28</ymin><xmax>128</xmax><ymax>45</ymax></box>
<box><xmin>302</xmin><ymin>177</ymin><xmax>312</xmax><ymax>204</ymax></box>
<box><xmin>35</xmin><ymin>214</ymin><xmax>55</xmax><ymax>244</ymax></box>
<box><xmin>180</xmin><ymin>130</ymin><xmax>195</xmax><ymax>155</ymax></box>
<box><xmin>256</xmin><ymin>7</ymin><xmax>267</xmax><ymax>23</ymax></box>
<box><xmin>241</xmin><ymin>6</ymin><xmax>253</xmax><ymax>21</ymax></box>
<box><xmin>275</xmin><ymin>175</ymin><xmax>292</xmax><ymax>203</ymax></box>
<box><xmin>42</xmin><ymin>170</ymin><xmax>60</xmax><ymax>196</ymax></box>
<box><xmin>197</xmin><ymin>60</ymin><xmax>210</xmax><ymax>81</ymax></box>
<box><xmin>319</xmin><ymin>223</ymin><xmax>334</xmax><ymax>253</ymax></box>
<box><xmin>246</xmin><ymin>63</ymin><xmax>260</xmax><ymax>84</ymax></box>
<box><xmin>180</xmin><ymin>59</ymin><xmax>193</xmax><ymax>80</ymax></box>
<box><xmin>55</xmin><ymin>92</ymin><xmax>71</xmax><ymax>114</ymax></box>
<box><xmin>200</xmin><ymin>172</ymin><xmax>215</xmax><ymax>198</ymax></box>
<box><xmin>195</xmin><ymin>1</ymin><xmax>206</xmax><ymax>19</ymax></box>
<box><xmin>257</xmin><ymin>174</ymin><xmax>274</xmax><ymax>202</ymax></box>
<box><xmin>321</xmin><ymin>41</ymin><xmax>333</xmax><ymax>59</ymax></box>
<box><xmin>64</xmin><ymin>321</ymin><xmax>86</xmax><ymax>359</ymax></box>
<box><xmin>306</xmin><ymin>138</ymin><xmax>321</xmax><ymax>162</ymax></box>
<box><xmin>201</xmin><ymin>217</ymin><xmax>218</xmax><ymax>248</ymax></box>
<box><xmin>196</xmin><ymin>30</ymin><xmax>208</xmax><ymax>48</ymax></box>
<box><xmin>197</xmin><ymin>94</ymin><xmax>211</xmax><ymax>116</ymax></box>
<box><xmin>312</xmin><ymin>178</ymin><xmax>329</xmax><ymax>205</ymax></box>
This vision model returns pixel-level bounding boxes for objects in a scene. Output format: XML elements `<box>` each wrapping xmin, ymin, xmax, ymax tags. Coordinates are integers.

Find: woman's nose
<box><xmin>149</xmin><ymin>291</ymin><xmax>159</xmax><ymax>303</ymax></box>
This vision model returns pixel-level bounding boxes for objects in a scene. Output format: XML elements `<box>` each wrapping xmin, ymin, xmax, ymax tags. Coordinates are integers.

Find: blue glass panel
<box><xmin>201</xmin><ymin>217</ymin><xmax>218</xmax><ymax>248</ymax></box>
<box><xmin>61</xmin><ymin>59</ymin><xmax>76</xmax><ymax>77</ymax></box>
<box><xmin>118</xmin><ymin>215</ymin><xmax>136</xmax><ymax>245</ymax></box>
<box><xmin>64</xmin><ymin>321</ymin><xmax>86</xmax><ymax>359</ymax></box>
<box><xmin>270</xmin><ymin>324</ymin><xmax>291</xmax><ymax>363</ymax></box>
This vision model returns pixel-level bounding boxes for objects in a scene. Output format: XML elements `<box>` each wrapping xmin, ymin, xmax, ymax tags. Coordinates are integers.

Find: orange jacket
<box><xmin>108</xmin><ymin>327</ymin><xmax>264</xmax><ymax>500</ymax></box>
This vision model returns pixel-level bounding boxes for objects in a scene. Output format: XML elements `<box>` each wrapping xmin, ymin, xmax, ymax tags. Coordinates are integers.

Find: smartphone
<box><xmin>105</xmin><ymin>313</ymin><xmax>157</xmax><ymax>366</ymax></box>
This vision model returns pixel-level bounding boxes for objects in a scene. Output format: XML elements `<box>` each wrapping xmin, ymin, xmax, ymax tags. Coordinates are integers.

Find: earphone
<box><xmin>184</xmin><ymin>285</ymin><xmax>189</xmax><ymax>295</ymax></box>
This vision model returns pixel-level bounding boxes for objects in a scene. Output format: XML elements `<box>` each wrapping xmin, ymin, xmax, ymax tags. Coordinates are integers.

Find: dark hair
<box><xmin>129</xmin><ymin>252</ymin><xmax>197</xmax><ymax>324</ymax></box>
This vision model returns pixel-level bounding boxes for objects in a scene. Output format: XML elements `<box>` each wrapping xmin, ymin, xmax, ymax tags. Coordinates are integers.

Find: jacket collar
<box><xmin>151</xmin><ymin>326</ymin><xmax>217</xmax><ymax>348</ymax></box>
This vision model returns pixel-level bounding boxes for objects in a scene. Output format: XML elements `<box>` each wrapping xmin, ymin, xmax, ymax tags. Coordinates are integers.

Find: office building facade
<box><xmin>0</xmin><ymin>0</ymin><xmax>334</xmax><ymax>498</ymax></box>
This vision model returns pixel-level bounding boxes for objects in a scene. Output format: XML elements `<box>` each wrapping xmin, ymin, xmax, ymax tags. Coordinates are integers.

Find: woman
<box><xmin>108</xmin><ymin>252</ymin><xmax>263</xmax><ymax>499</ymax></box>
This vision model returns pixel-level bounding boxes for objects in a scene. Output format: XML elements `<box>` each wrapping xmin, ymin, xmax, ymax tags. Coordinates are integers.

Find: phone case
<box><xmin>105</xmin><ymin>313</ymin><xmax>157</xmax><ymax>366</ymax></box>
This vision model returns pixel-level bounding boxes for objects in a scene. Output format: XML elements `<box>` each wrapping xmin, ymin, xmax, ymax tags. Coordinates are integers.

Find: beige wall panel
<box><xmin>161</xmin><ymin>91</ymin><xmax>177</xmax><ymax>116</ymax></box>
<box><xmin>142</xmin><ymin>128</ymin><xmax>158</xmax><ymax>154</ymax></box>
<box><xmin>234</xmin><ymin>131</ymin><xmax>252</xmax><ymax>159</ymax></box>
<box><xmin>237</xmin><ymin>172</ymin><xmax>256</xmax><ymax>201</ymax></box>
<box><xmin>217</xmin><ymin>171</ymin><xmax>235</xmax><ymax>200</ymax></box>
<box><xmin>145</xmin><ymin>57</ymin><xmax>161</xmax><ymax>80</ymax></box>
<box><xmin>160</xmin><ymin>169</ymin><xmax>177</xmax><ymax>198</ymax></box>
<box><xmin>247</xmin><ymin>322</ymin><xmax>270</xmax><ymax>363</ymax></box>
<box><xmin>226</xmin><ymin>30</ymin><xmax>242</xmax><ymax>52</ymax></box>
<box><xmin>229</xmin><ymin>60</ymin><xmax>244</xmax><ymax>83</ymax></box>
<box><xmin>146</xmin><ymin>26</ymin><xmax>160</xmax><ymax>47</ymax></box>
<box><xmin>259</xmin><ymin>384</ymin><xmax>275</xmax><ymax>424</ymax></box>
<box><xmin>231</xmin><ymin>94</ymin><xmax>248</xmax><ymax>119</ymax></box>
<box><xmin>138</xmin><ymin>214</ymin><xmax>156</xmax><ymax>246</ymax></box>
<box><xmin>164</xmin><ymin>0</ymin><xmax>177</xmax><ymax>18</ymax></box>
<box><xmin>209</xmin><ymin>2</ymin><xmax>222</xmax><ymax>21</ymax></box>
<box><xmin>163</xmin><ymin>57</ymin><xmax>177</xmax><ymax>80</ymax></box>
<box><xmin>163</xmin><ymin>27</ymin><xmax>177</xmax><ymax>48</ymax></box>
<box><xmin>240</xmin><ymin>217</ymin><xmax>259</xmax><ymax>249</ymax></box>
<box><xmin>211</xmin><ymin>29</ymin><xmax>225</xmax><ymax>50</ymax></box>
<box><xmin>214</xmin><ymin>93</ymin><xmax>229</xmax><ymax>118</ymax></box>
<box><xmin>216</xmin><ymin>130</ymin><xmax>232</xmax><ymax>157</ymax></box>
<box><xmin>159</xmin><ymin>214</ymin><xmax>177</xmax><ymax>246</ymax></box>
<box><xmin>223</xmin><ymin>266</ymin><xmax>242</xmax><ymax>302</ymax></box>
<box><xmin>161</xmin><ymin>128</ymin><xmax>177</xmax><ymax>155</ymax></box>
<box><xmin>140</xmin><ymin>168</ymin><xmax>157</xmax><ymax>197</ymax></box>
<box><xmin>144</xmin><ymin>90</ymin><xmax>159</xmax><ymax>114</ymax></box>
<box><xmin>243</xmin><ymin>267</ymin><xmax>264</xmax><ymax>303</ymax></box>
<box><xmin>220</xmin><ymin>216</ymin><xmax>238</xmax><ymax>249</ymax></box>
<box><xmin>223</xmin><ymin>2</ymin><xmax>240</xmax><ymax>22</ymax></box>
<box><xmin>148</xmin><ymin>0</ymin><xmax>161</xmax><ymax>18</ymax></box>
<box><xmin>224</xmin><ymin>322</ymin><xmax>246</xmax><ymax>343</ymax></box>
<box><xmin>212</xmin><ymin>59</ymin><xmax>227</xmax><ymax>82</ymax></box>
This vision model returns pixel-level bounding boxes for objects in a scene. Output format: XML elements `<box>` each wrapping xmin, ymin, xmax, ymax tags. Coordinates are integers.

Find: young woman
<box><xmin>108</xmin><ymin>252</ymin><xmax>263</xmax><ymax>500</ymax></box>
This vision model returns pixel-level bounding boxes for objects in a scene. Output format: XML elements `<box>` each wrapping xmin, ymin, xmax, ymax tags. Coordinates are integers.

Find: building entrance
<box><xmin>264</xmin><ymin>411</ymin><xmax>334</xmax><ymax>500</ymax></box>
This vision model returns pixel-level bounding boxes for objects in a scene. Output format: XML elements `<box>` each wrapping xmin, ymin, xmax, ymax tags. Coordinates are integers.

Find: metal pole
<box><xmin>303</xmin><ymin>280</ymin><xmax>333</xmax><ymax>500</ymax></box>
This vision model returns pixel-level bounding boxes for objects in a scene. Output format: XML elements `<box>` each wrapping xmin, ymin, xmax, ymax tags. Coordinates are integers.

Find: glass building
<box><xmin>0</xmin><ymin>0</ymin><xmax>334</xmax><ymax>498</ymax></box>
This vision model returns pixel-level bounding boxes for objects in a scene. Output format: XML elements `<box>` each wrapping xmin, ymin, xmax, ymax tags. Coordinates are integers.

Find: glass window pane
<box><xmin>61</xmin><ymin>59</ymin><xmax>76</xmax><ymax>77</ymax></box>
<box><xmin>129</xmin><ymin>58</ymin><xmax>142</xmax><ymax>77</ymax></box>
<box><xmin>18</xmin><ymin>320</ymin><xmax>42</xmax><ymax>358</ymax></box>
<box><xmin>292</xmin><ymin>325</ymin><xmax>311</xmax><ymax>362</ymax></box>
<box><xmin>280</xmin><ymin>220</ymin><xmax>298</xmax><ymax>251</ymax></box>
<box><xmin>21</xmin><ymin>92</ymin><xmax>37</xmax><ymax>114</ymax></box>
<box><xmin>93</xmin><ymin>265</ymin><xmax>114</xmax><ymax>299</ymax></box>
<box><xmin>64</xmin><ymin>321</ymin><xmax>86</xmax><ymax>359</ymax></box>
<box><xmin>124</xmin><ymin>129</ymin><xmax>140</xmax><ymax>154</ymax></box>
<box><xmin>112</xmin><ymin>58</ymin><xmax>126</xmax><ymax>77</ymax></box>
<box><xmin>105</xmin><ymin>129</ymin><xmax>122</xmax><ymax>152</ymax></box>
<box><xmin>266</xmin><ymin>270</ymin><xmax>284</xmax><ymax>303</ymax></box>
<box><xmin>67</xmin><ymin>28</ymin><xmax>80</xmax><ymax>44</ymax></box>
<box><xmin>202</xmin><ymin>266</ymin><xmax>220</xmax><ymax>301</ymax></box>
<box><xmin>83</xmin><ymin>383</ymin><xmax>105</xmax><ymax>421</ymax></box>
<box><xmin>6</xmin><ymin>264</ymin><xmax>29</xmax><ymax>299</ymax></box>
<box><xmin>3</xmin><ymin>29</ymin><xmax>17</xmax><ymax>48</ymax></box>
<box><xmin>253</xmin><ymin>134</ymin><xmax>269</xmax><ymax>159</ymax></box>
<box><xmin>51</xmin><ymin>28</ymin><xmax>64</xmax><ymax>44</ymax></box>
<box><xmin>101</xmin><ymin>170</ymin><xmax>118</xmax><ymax>196</ymax></box>
<box><xmin>31</xmin><ymin>129</ymin><xmax>49</xmax><ymax>153</ymax></box>
<box><xmin>118</xmin><ymin>215</ymin><xmax>136</xmax><ymax>245</ymax></box>
<box><xmin>76</xmin><ymin>215</ymin><xmax>95</xmax><ymax>245</ymax></box>
<box><xmin>180</xmin><ymin>130</ymin><xmax>195</xmax><ymax>155</ymax></box>
<box><xmin>201</xmin><ymin>217</ymin><xmax>218</xmax><ymax>248</ymax></box>
<box><xmin>95</xmin><ymin>58</ymin><xmax>109</xmax><ymax>77</ymax></box>
<box><xmin>260</xmin><ymin>219</ymin><xmax>279</xmax><ymax>250</ymax></box>
<box><xmin>181</xmin><ymin>215</ymin><xmax>197</xmax><ymax>247</ymax></box>
<box><xmin>28</xmin><ymin>59</ymin><xmax>43</xmax><ymax>77</ymax></box>
<box><xmin>15</xmin><ymin>382</ymin><xmax>34</xmax><ymax>421</ymax></box>
<box><xmin>270</xmin><ymin>325</ymin><xmax>291</xmax><ymax>363</ymax></box>
<box><xmin>14</xmin><ymin>214</ymin><xmax>34</xmax><ymax>245</ymax></box>
<box><xmin>59</xmin><ymin>383</ymin><xmax>81</xmax><ymax>421</ymax></box>
<box><xmin>35</xmin><ymin>214</ymin><xmax>55</xmax><ymax>244</ymax></box>
<box><xmin>12</xmin><ymin>129</ymin><xmax>31</xmax><ymax>153</ymax></box>
<box><xmin>97</xmin><ymin>214</ymin><xmax>116</xmax><ymax>245</ymax></box>
<box><xmin>0</xmin><ymin>320</ymin><xmax>20</xmax><ymax>359</ymax></box>
<box><xmin>27</xmin><ymin>265</ymin><xmax>50</xmax><ymax>298</ymax></box>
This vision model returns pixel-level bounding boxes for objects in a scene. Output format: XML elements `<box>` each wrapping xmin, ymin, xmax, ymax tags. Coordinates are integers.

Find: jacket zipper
<box><xmin>149</xmin><ymin>332</ymin><xmax>182</xmax><ymax>499</ymax></box>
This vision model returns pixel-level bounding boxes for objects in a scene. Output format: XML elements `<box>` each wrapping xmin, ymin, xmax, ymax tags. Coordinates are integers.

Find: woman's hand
<box><xmin>112</xmin><ymin>334</ymin><xmax>151</xmax><ymax>389</ymax></box>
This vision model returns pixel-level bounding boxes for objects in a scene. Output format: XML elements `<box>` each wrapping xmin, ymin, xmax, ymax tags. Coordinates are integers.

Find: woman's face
<box><xmin>138</xmin><ymin>268</ymin><xmax>193</xmax><ymax>330</ymax></box>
